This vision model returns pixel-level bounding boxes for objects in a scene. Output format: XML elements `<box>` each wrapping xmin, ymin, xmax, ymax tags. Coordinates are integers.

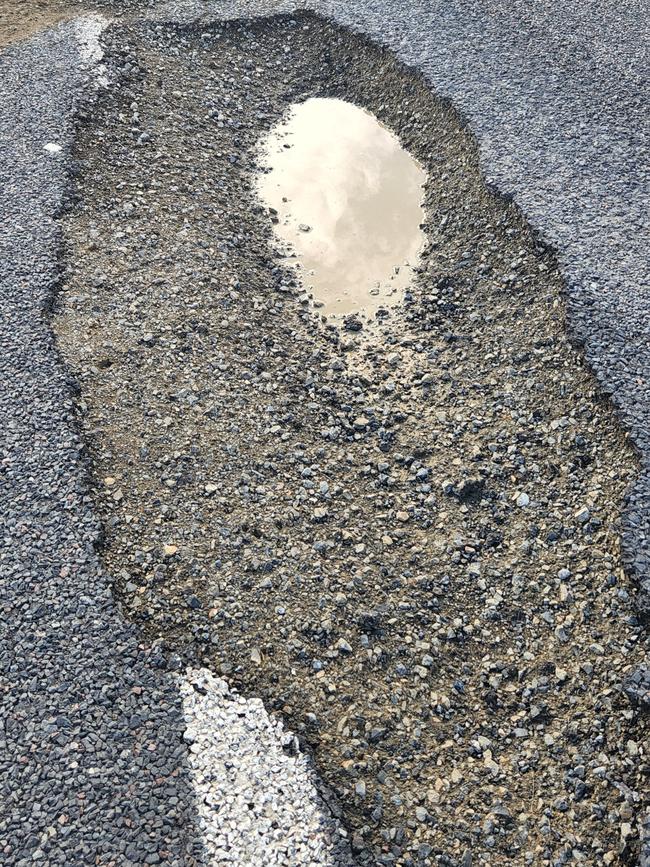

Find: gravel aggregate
<box><xmin>154</xmin><ymin>0</ymin><xmax>650</xmax><ymax>655</ymax></box>
<box><xmin>321</xmin><ymin>0</ymin><xmax>650</xmax><ymax>670</ymax></box>
<box><xmin>1</xmin><ymin>2</ymin><xmax>648</xmax><ymax>866</ymax></box>
<box><xmin>150</xmin><ymin>0</ymin><xmax>650</xmax><ymax>704</ymax></box>
<box><xmin>1</xmin><ymin>14</ymin><xmax>352</xmax><ymax>867</ymax></box>
<box><xmin>54</xmin><ymin>14</ymin><xmax>648</xmax><ymax>865</ymax></box>
<box><xmin>152</xmin><ymin>0</ymin><xmax>650</xmax><ymax>846</ymax></box>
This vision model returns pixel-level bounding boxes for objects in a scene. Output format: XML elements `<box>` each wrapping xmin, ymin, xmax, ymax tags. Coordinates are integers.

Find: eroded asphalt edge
<box><xmin>0</xmin><ymin>18</ymin><xmax>205</xmax><ymax>867</ymax></box>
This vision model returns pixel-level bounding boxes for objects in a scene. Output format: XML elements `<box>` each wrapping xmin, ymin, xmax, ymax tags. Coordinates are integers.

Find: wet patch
<box><xmin>55</xmin><ymin>13</ymin><xmax>646</xmax><ymax>866</ymax></box>
<box><xmin>257</xmin><ymin>96</ymin><xmax>425</xmax><ymax>321</ymax></box>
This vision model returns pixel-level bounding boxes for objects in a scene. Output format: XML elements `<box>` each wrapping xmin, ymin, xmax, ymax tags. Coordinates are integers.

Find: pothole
<box><xmin>55</xmin><ymin>13</ymin><xmax>646</xmax><ymax>866</ymax></box>
<box><xmin>257</xmin><ymin>96</ymin><xmax>425</xmax><ymax>322</ymax></box>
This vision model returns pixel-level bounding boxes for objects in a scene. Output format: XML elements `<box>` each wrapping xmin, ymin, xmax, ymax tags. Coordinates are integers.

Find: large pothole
<box><xmin>55</xmin><ymin>14</ymin><xmax>646</xmax><ymax>866</ymax></box>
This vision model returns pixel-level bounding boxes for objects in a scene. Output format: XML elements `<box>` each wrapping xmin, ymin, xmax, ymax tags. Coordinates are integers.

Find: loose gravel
<box><xmin>153</xmin><ymin>0</ymin><xmax>650</xmax><ymax>854</ymax></box>
<box><xmin>54</xmin><ymin>14</ymin><xmax>648</xmax><ymax>866</ymax></box>
<box><xmin>156</xmin><ymin>0</ymin><xmax>650</xmax><ymax>653</ymax></box>
<box><xmin>2</xmin><ymin>15</ymin><xmax>353</xmax><ymax>867</ymax></box>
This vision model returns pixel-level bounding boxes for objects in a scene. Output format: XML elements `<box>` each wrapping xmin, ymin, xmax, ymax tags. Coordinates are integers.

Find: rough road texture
<box><xmin>54</xmin><ymin>15</ymin><xmax>648</xmax><ymax>867</ymax></box>
<box><xmin>152</xmin><ymin>0</ymin><xmax>650</xmax><ymax>854</ymax></box>
<box><xmin>0</xmin><ymin>19</ymin><xmax>204</xmax><ymax>867</ymax></box>
<box><xmin>319</xmin><ymin>0</ymin><xmax>650</xmax><ymax>641</ymax></box>
<box><xmin>1</xmin><ymin>16</ymin><xmax>353</xmax><ymax>867</ymax></box>
<box><xmin>1</xmin><ymin>2</ymin><xmax>648</xmax><ymax>866</ymax></box>
<box><xmin>156</xmin><ymin>0</ymin><xmax>650</xmax><ymax>648</ymax></box>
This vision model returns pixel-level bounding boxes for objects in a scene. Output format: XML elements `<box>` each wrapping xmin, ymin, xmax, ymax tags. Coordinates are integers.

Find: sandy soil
<box><xmin>0</xmin><ymin>0</ymin><xmax>78</xmax><ymax>48</ymax></box>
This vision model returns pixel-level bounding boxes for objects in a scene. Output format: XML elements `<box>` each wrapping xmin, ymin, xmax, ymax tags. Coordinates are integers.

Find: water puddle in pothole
<box><xmin>257</xmin><ymin>97</ymin><xmax>426</xmax><ymax>322</ymax></box>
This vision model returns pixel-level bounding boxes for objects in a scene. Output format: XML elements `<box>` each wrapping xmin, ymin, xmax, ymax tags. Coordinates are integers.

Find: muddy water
<box><xmin>257</xmin><ymin>97</ymin><xmax>425</xmax><ymax>320</ymax></box>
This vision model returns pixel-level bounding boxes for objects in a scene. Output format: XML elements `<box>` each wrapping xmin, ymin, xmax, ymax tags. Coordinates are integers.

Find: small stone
<box><xmin>343</xmin><ymin>314</ymin><xmax>363</xmax><ymax>331</ymax></box>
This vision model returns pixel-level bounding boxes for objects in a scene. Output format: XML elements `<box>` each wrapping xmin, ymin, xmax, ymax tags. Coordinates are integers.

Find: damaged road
<box><xmin>53</xmin><ymin>15</ymin><xmax>648</xmax><ymax>866</ymax></box>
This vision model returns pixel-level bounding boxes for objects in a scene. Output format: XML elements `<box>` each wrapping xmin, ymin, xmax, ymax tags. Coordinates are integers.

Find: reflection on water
<box><xmin>257</xmin><ymin>97</ymin><xmax>426</xmax><ymax>320</ymax></box>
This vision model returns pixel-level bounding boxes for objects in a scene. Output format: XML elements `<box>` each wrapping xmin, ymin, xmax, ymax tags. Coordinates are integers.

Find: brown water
<box><xmin>257</xmin><ymin>97</ymin><xmax>426</xmax><ymax>320</ymax></box>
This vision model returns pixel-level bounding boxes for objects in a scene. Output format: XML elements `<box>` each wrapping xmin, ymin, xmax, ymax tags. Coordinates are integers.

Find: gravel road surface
<box><xmin>155</xmin><ymin>0</ymin><xmax>650</xmax><ymax>646</ymax></box>
<box><xmin>0</xmin><ymin>14</ymin><xmax>351</xmax><ymax>867</ymax></box>
<box><xmin>1</xmin><ymin>2</ymin><xmax>648</xmax><ymax>866</ymax></box>
<box><xmin>55</xmin><ymin>9</ymin><xmax>647</xmax><ymax>866</ymax></box>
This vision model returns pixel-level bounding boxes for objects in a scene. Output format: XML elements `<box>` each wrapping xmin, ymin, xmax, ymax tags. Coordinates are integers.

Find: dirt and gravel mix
<box><xmin>0</xmin><ymin>0</ymin><xmax>117</xmax><ymax>48</ymax></box>
<box><xmin>53</xmin><ymin>15</ymin><xmax>648</xmax><ymax>866</ymax></box>
<box><xmin>0</xmin><ymin>0</ymin><xmax>76</xmax><ymax>48</ymax></box>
